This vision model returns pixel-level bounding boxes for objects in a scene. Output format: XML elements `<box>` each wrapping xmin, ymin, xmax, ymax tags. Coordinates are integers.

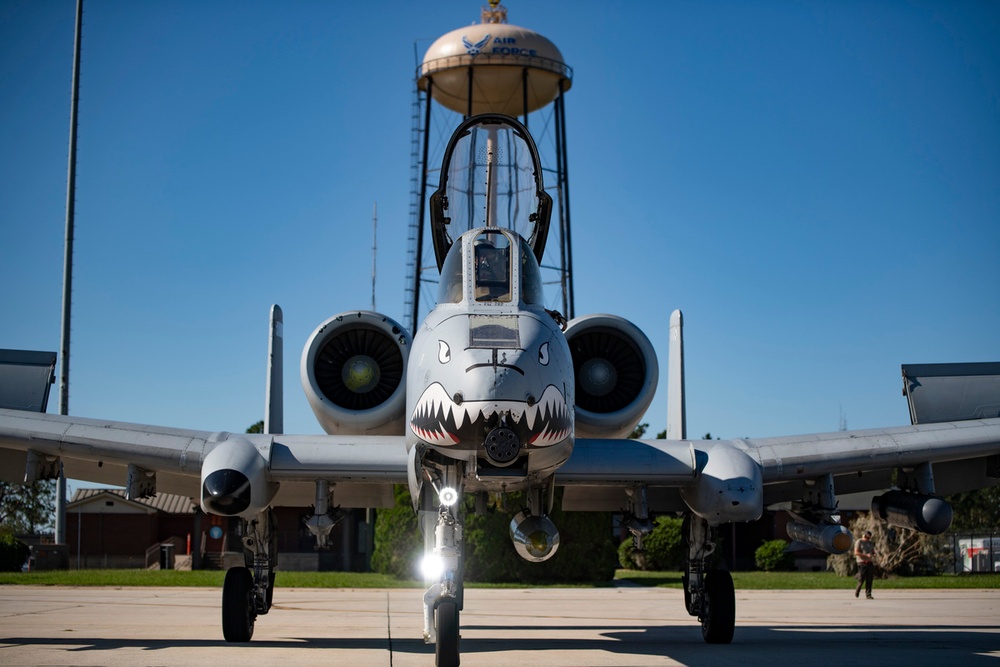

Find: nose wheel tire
<box><xmin>700</xmin><ymin>569</ymin><xmax>735</xmax><ymax>644</ymax></box>
<box><xmin>222</xmin><ymin>566</ymin><xmax>256</xmax><ymax>642</ymax></box>
<box><xmin>435</xmin><ymin>600</ymin><xmax>460</xmax><ymax>667</ymax></box>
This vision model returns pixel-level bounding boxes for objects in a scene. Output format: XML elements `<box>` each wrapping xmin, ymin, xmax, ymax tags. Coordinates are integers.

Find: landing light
<box><xmin>420</xmin><ymin>554</ymin><xmax>444</xmax><ymax>579</ymax></box>
<box><xmin>439</xmin><ymin>487</ymin><xmax>459</xmax><ymax>506</ymax></box>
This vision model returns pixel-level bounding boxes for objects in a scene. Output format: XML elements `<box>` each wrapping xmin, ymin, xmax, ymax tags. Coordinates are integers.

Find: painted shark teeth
<box><xmin>409</xmin><ymin>382</ymin><xmax>571</xmax><ymax>448</ymax></box>
<box><xmin>409</xmin><ymin>383</ymin><xmax>461</xmax><ymax>445</ymax></box>
<box><xmin>525</xmin><ymin>384</ymin><xmax>571</xmax><ymax>445</ymax></box>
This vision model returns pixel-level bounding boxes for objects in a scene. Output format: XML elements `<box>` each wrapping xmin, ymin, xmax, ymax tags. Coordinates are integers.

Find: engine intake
<box><xmin>564</xmin><ymin>314</ymin><xmax>658</xmax><ymax>439</ymax></box>
<box><xmin>302</xmin><ymin>311</ymin><xmax>410</xmax><ymax>435</ymax></box>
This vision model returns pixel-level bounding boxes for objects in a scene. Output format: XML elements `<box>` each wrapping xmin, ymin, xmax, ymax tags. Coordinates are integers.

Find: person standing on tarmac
<box><xmin>854</xmin><ymin>530</ymin><xmax>878</xmax><ymax>599</ymax></box>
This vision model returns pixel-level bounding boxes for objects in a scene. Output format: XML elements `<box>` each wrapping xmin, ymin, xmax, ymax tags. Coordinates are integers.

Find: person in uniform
<box><xmin>854</xmin><ymin>530</ymin><xmax>878</xmax><ymax>599</ymax></box>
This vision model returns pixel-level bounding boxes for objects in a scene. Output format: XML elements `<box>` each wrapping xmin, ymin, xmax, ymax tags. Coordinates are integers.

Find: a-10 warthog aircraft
<box><xmin>1</xmin><ymin>114</ymin><xmax>999</xmax><ymax>667</ymax></box>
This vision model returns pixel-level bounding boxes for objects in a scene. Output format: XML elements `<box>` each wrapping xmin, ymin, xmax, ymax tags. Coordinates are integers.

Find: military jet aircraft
<box><xmin>1</xmin><ymin>114</ymin><xmax>999</xmax><ymax>667</ymax></box>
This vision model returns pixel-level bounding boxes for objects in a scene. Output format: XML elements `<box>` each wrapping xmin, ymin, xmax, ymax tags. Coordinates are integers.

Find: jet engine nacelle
<box><xmin>872</xmin><ymin>490</ymin><xmax>953</xmax><ymax>535</ymax></box>
<box><xmin>509</xmin><ymin>510</ymin><xmax>560</xmax><ymax>562</ymax></box>
<box><xmin>786</xmin><ymin>521</ymin><xmax>853</xmax><ymax>554</ymax></box>
<box><xmin>564</xmin><ymin>314</ymin><xmax>658</xmax><ymax>439</ymax></box>
<box><xmin>301</xmin><ymin>311</ymin><xmax>410</xmax><ymax>435</ymax></box>
<box><xmin>201</xmin><ymin>436</ymin><xmax>278</xmax><ymax>519</ymax></box>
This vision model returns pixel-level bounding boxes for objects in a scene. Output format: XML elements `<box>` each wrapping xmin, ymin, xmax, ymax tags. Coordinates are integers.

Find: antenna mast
<box><xmin>371</xmin><ymin>202</ymin><xmax>377</xmax><ymax>310</ymax></box>
<box><xmin>56</xmin><ymin>0</ymin><xmax>84</xmax><ymax>546</ymax></box>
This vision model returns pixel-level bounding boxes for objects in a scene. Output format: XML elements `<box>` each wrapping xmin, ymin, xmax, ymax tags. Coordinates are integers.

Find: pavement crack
<box><xmin>386</xmin><ymin>591</ymin><xmax>393</xmax><ymax>666</ymax></box>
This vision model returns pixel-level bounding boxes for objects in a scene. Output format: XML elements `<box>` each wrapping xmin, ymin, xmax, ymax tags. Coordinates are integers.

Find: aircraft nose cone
<box><xmin>202</xmin><ymin>469</ymin><xmax>252</xmax><ymax>515</ymax></box>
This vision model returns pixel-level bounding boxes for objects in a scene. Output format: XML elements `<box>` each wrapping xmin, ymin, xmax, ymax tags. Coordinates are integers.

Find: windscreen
<box><xmin>436</xmin><ymin>236</ymin><xmax>465</xmax><ymax>304</ymax></box>
<box><xmin>474</xmin><ymin>230</ymin><xmax>512</xmax><ymax>302</ymax></box>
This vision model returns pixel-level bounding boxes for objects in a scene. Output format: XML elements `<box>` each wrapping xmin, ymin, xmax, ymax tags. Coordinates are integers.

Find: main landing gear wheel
<box><xmin>701</xmin><ymin>569</ymin><xmax>735</xmax><ymax>644</ymax></box>
<box><xmin>435</xmin><ymin>600</ymin><xmax>460</xmax><ymax>667</ymax></box>
<box><xmin>222</xmin><ymin>566</ymin><xmax>256</xmax><ymax>642</ymax></box>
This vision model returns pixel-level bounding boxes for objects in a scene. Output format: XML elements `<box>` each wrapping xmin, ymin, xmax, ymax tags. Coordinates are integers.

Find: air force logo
<box><xmin>462</xmin><ymin>34</ymin><xmax>491</xmax><ymax>56</ymax></box>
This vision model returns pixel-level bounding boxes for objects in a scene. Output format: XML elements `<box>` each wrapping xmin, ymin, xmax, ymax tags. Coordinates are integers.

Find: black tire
<box><xmin>222</xmin><ymin>566</ymin><xmax>255</xmax><ymax>642</ymax></box>
<box><xmin>701</xmin><ymin>569</ymin><xmax>735</xmax><ymax>644</ymax></box>
<box><xmin>435</xmin><ymin>600</ymin><xmax>460</xmax><ymax>667</ymax></box>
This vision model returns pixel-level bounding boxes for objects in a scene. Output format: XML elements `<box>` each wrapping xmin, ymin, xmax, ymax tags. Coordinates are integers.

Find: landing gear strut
<box><xmin>683</xmin><ymin>515</ymin><xmax>735</xmax><ymax>644</ymax></box>
<box><xmin>222</xmin><ymin>510</ymin><xmax>277</xmax><ymax>642</ymax></box>
<box><xmin>419</xmin><ymin>461</ymin><xmax>464</xmax><ymax>667</ymax></box>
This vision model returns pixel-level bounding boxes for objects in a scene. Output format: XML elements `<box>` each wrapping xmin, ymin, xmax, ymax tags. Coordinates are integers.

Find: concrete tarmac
<box><xmin>1</xmin><ymin>584</ymin><xmax>998</xmax><ymax>666</ymax></box>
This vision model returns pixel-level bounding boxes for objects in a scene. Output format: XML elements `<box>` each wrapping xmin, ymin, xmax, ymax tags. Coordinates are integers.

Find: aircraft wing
<box><xmin>0</xmin><ymin>408</ymin><xmax>408</xmax><ymax>507</ymax></box>
<box><xmin>743</xmin><ymin>417</ymin><xmax>1000</xmax><ymax>498</ymax></box>
<box><xmin>559</xmin><ymin>418</ymin><xmax>1000</xmax><ymax>513</ymax></box>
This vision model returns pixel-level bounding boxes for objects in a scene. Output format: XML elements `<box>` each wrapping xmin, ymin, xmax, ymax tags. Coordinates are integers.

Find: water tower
<box><xmin>404</xmin><ymin>2</ymin><xmax>574</xmax><ymax>333</ymax></box>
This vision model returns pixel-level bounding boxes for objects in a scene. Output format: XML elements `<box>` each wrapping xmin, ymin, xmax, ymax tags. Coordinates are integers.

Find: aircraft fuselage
<box><xmin>406</xmin><ymin>226</ymin><xmax>575</xmax><ymax>493</ymax></box>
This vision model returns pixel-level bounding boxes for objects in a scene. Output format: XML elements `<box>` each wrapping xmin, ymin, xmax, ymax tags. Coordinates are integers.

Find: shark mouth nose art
<box><xmin>410</xmin><ymin>383</ymin><xmax>571</xmax><ymax>448</ymax></box>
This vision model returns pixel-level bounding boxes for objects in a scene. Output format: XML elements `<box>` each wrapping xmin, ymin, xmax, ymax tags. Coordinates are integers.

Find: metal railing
<box><xmin>418</xmin><ymin>53</ymin><xmax>572</xmax><ymax>81</ymax></box>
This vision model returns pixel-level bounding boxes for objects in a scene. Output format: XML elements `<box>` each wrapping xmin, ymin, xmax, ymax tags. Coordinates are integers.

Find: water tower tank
<box><xmin>418</xmin><ymin>21</ymin><xmax>571</xmax><ymax>117</ymax></box>
<box><xmin>406</xmin><ymin>5</ymin><xmax>576</xmax><ymax>334</ymax></box>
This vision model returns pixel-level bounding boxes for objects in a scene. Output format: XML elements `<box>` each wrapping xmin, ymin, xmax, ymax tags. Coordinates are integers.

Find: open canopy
<box><xmin>430</xmin><ymin>114</ymin><xmax>552</xmax><ymax>271</ymax></box>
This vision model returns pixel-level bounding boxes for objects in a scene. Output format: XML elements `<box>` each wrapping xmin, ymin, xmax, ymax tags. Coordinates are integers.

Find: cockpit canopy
<box><xmin>430</xmin><ymin>114</ymin><xmax>552</xmax><ymax>272</ymax></box>
<box><xmin>437</xmin><ymin>228</ymin><xmax>545</xmax><ymax>306</ymax></box>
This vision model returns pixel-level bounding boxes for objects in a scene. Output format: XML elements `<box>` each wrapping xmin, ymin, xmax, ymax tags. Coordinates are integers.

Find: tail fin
<box><xmin>666</xmin><ymin>309</ymin><xmax>686</xmax><ymax>440</ymax></box>
<box><xmin>265</xmin><ymin>304</ymin><xmax>284</xmax><ymax>435</ymax></box>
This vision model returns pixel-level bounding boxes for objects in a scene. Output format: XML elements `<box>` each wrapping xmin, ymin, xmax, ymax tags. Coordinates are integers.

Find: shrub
<box><xmin>464</xmin><ymin>489</ymin><xmax>617</xmax><ymax>583</ymax></box>
<box><xmin>618</xmin><ymin>537</ymin><xmax>637</xmax><ymax>569</ymax></box>
<box><xmin>370</xmin><ymin>486</ymin><xmax>422</xmax><ymax>579</ymax></box>
<box><xmin>0</xmin><ymin>532</ymin><xmax>29</xmax><ymax>572</ymax></box>
<box><xmin>754</xmin><ymin>539</ymin><xmax>794</xmax><ymax>571</ymax></box>
<box><xmin>371</xmin><ymin>486</ymin><xmax>619</xmax><ymax>583</ymax></box>
<box><xmin>619</xmin><ymin>516</ymin><xmax>685</xmax><ymax>571</ymax></box>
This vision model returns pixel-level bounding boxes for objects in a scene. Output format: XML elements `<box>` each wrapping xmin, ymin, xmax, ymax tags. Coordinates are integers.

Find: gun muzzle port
<box><xmin>485</xmin><ymin>426</ymin><xmax>520</xmax><ymax>465</ymax></box>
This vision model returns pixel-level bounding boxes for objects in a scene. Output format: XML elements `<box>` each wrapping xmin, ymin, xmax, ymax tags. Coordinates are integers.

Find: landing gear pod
<box><xmin>872</xmin><ymin>490</ymin><xmax>953</xmax><ymax>535</ymax></box>
<box><xmin>201</xmin><ymin>437</ymin><xmax>277</xmax><ymax>519</ymax></box>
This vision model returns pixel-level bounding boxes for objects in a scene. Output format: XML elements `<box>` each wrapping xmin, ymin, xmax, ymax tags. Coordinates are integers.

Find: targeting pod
<box><xmin>786</xmin><ymin>521</ymin><xmax>853</xmax><ymax>555</ymax></box>
<box><xmin>509</xmin><ymin>510</ymin><xmax>560</xmax><ymax>562</ymax></box>
<box><xmin>872</xmin><ymin>491</ymin><xmax>953</xmax><ymax>535</ymax></box>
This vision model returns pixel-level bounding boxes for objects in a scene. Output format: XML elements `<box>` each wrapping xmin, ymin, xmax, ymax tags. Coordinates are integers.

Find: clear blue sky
<box><xmin>2</xmin><ymin>1</ymin><xmax>998</xmax><ymax>461</ymax></box>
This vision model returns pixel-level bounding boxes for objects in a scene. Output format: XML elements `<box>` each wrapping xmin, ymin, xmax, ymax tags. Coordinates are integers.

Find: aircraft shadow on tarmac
<box><xmin>3</xmin><ymin>624</ymin><xmax>998</xmax><ymax>665</ymax></box>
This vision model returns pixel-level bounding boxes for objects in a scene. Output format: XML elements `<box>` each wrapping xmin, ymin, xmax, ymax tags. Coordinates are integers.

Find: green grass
<box><xmin>615</xmin><ymin>569</ymin><xmax>1000</xmax><ymax>589</ymax></box>
<box><xmin>2</xmin><ymin>569</ymin><xmax>998</xmax><ymax>589</ymax></box>
<box><xmin>0</xmin><ymin>570</ymin><xmax>421</xmax><ymax>588</ymax></box>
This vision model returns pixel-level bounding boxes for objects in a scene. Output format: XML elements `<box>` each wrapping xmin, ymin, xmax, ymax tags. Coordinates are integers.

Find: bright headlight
<box><xmin>439</xmin><ymin>486</ymin><xmax>459</xmax><ymax>506</ymax></box>
<box><xmin>420</xmin><ymin>554</ymin><xmax>444</xmax><ymax>579</ymax></box>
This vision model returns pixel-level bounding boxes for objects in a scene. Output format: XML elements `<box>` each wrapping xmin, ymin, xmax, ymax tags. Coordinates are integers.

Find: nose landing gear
<box><xmin>419</xmin><ymin>463</ymin><xmax>465</xmax><ymax>667</ymax></box>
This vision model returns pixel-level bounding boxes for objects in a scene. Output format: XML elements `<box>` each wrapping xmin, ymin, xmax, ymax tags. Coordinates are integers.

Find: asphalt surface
<box><xmin>1</xmin><ymin>584</ymin><xmax>998</xmax><ymax>666</ymax></box>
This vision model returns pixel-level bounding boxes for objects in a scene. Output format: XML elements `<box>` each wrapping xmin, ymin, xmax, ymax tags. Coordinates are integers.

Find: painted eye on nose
<box><xmin>438</xmin><ymin>340</ymin><xmax>451</xmax><ymax>364</ymax></box>
<box><xmin>538</xmin><ymin>342</ymin><xmax>550</xmax><ymax>366</ymax></box>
